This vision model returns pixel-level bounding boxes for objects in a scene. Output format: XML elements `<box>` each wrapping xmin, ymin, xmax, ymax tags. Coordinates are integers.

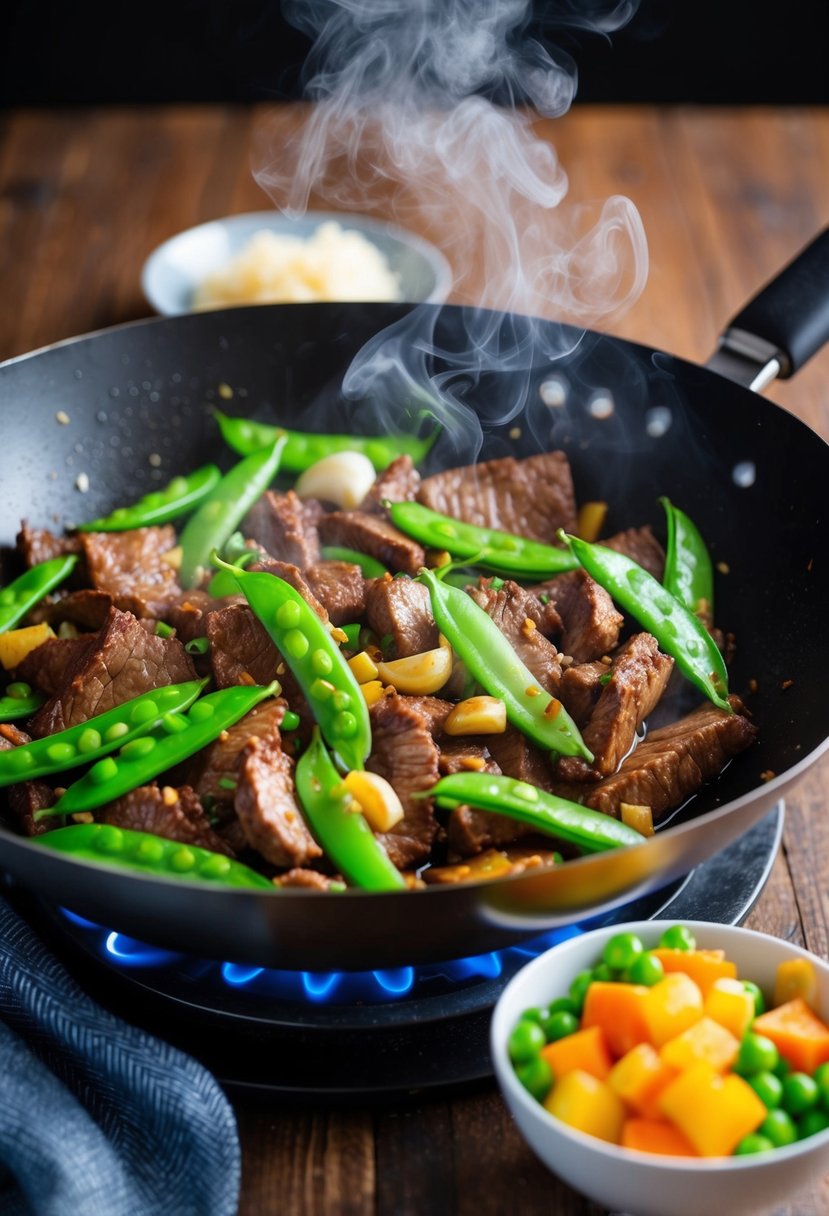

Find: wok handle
<box><xmin>708</xmin><ymin>227</ymin><xmax>829</xmax><ymax>391</ymax></box>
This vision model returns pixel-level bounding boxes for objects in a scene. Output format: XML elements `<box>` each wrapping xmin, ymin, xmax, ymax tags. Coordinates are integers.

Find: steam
<box><xmin>254</xmin><ymin>0</ymin><xmax>648</xmax><ymax>460</ymax></box>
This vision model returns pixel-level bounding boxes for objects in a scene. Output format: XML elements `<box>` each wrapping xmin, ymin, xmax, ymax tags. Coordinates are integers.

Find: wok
<box><xmin>1</xmin><ymin>231</ymin><xmax>828</xmax><ymax>971</ymax></box>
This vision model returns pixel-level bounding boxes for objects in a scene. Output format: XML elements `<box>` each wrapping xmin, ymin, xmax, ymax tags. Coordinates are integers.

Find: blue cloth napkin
<box><xmin>0</xmin><ymin>895</ymin><xmax>240</xmax><ymax>1216</ymax></box>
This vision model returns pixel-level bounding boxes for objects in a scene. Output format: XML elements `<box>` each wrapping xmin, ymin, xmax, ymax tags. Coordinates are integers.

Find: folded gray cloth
<box><xmin>0</xmin><ymin>896</ymin><xmax>240</xmax><ymax>1216</ymax></box>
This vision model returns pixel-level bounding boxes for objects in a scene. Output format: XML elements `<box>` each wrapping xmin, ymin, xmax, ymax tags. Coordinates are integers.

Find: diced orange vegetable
<box><xmin>658</xmin><ymin>1062</ymin><xmax>767</xmax><ymax>1157</ymax></box>
<box><xmin>753</xmin><ymin>998</ymin><xmax>829</xmax><ymax>1074</ymax></box>
<box><xmin>659</xmin><ymin>1016</ymin><xmax>739</xmax><ymax>1074</ymax></box>
<box><xmin>581</xmin><ymin>982</ymin><xmax>651</xmax><ymax>1058</ymax></box>
<box><xmin>650</xmin><ymin>948</ymin><xmax>737</xmax><ymax>997</ymax></box>
<box><xmin>621</xmin><ymin>1118</ymin><xmax>698</xmax><ymax>1157</ymax></box>
<box><xmin>542</xmin><ymin>1024</ymin><xmax>613</xmax><ymax>1082</ymax></box>
<box><xmin>704</xmin><ymin>978</ymin><xmax>756</xmax><ymax>1041</ymax></box>
<box><xmin>0</xmin><ymin>622</ymin><xmax>55</xmax><ymax>670</ymax></box>
<box><xmin>641</xmin><ymin>973</ymin><xmax>704</xmax><ymax>1048</ymax></box>
<box><xmin>773</xmin><ymin>959</ymin><xmax>819</xmax><ymax>1011</ymax></box>
<box><xmin>544</xmin><ymin>1069</ymin><xmax>625</xmax><ymax>1143</ymax></box>
<box><xmin>608</xmin><ymin>1043</ymin><xmax>677</xmax><ymax>1119</ymax></box>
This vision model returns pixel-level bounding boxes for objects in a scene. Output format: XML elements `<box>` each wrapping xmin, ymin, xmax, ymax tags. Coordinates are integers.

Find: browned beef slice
<box><xmin>602</xmin><ymin>526</ymin><xmax>665</xmax><ymax>582</ymax></box>
<box><xmin>0</xmin><ymin>724</ymin><xmax>54</xmax><ymax>835</ymax></box>
<box><xmin>17</xmin><ymin>521</ymin><xmax>83</xmax><ymax>568</ymax></box>
<box><xmin>486</xmin><ymin>726</ymin><xmax>556</xmax><ymax>791</ymax></box>
<box><xmin>243</xmin><ymin>490</ymin><xmax>322</xmax><ymax>568</ymax></box>
<box><xmin>234</xmin><ymin>736</ymin><xmax>322</xmax><ymax>868</ymax></box>
<box><xmin>447</xmin><ymin>806</ymin><xmax>541</xmax><ymax>858</ymax></box>
<box><xmin>417</xmin><ymin>451</ymin><xmax>577</xmax><ymax>542</ymax></box>
<box><xmin>367</xmin><ymin>691</ymin><xmax>440</xmax><ymax>869</ymax></box>
<box><xmin>15</xmin><ymin>636</ymin><xmax>96</xmax><ymax>696</ymax></box>
<box><xmin>305</xmin><ymin>561</ymin><xmax>366</xmax><ymax>625</ymax></box>
<box><xmin>206</xmin><ymin>603</ymin><xmax>281</xmax><ymax>688</ymax></box>
<box><xmin>361</xmin><ymin>454</ymin><xmax>421</xmax><ymax>512</ymax></box>
<box><xmin>28</xmin><ymin>589</ymin><xmax>113</xmax><ymax>631</ymax></box>
<box><xmin>399</xmin><ymin>695</ymin><xmax>455</xmax><ymax>737</ymax></box>
<box><xmin>29</xmin><ymin>607</ymin><xmax>197</xmax><ymax>737</ymax></box>
<box><xmin>438</xmin><ymin>739</ymin><xmax>501</xmax><ymax>776</ymax></box>
<box><xmin>277</xmin><ymin>868</ymin><xmax>337</xmax><ymax>890</ymax></box>
<box><xmin>247</xmin><ymin>559</ymin><xmax>329</xmax><ymax>621</ymax></box>
<box><xmin>467</xmin><ymin>580</ymin><xmax>564</xmax><ymax>694</ymax></box>
<box><xmin>557</xmin><ymin>634</ymin><xmax>674</xmax><ymax>781</ymax></box>
<box><xmin>364</xmin><ymin>576</ymin><xmax>438</xmax><ymax>657</ymax></box>
<box><xmin>444</xmin><ymin>730</ymin><xmax>549</xmax><ymax>856</ymax></box>
<box><xmin>558</xmin><ymin>660</ymin><xmax>607</xmax><ymax>728</ymax></box>
<box><xmin>163</xmin><ymin>590</ymin><xmax>242</xmax><ymax>644</ymax></box>
<box><xmin>179</xmin><ymin>698</ymin><xmax>287</xmax><ymax>809</ymax></box>
<box><xmin>585</xmin><ymin>698</ymin><xmax>758</xmax><ymax>820</ymax></box>
<box><xmin>318</xmin><ymin>511</ymin><xmax>425</xmax><ymax>576</ymax></box>
<box><xmin>100</xmin><ymin>784</ymin><xmax>232</xmax><ymax>854</ymax></box>
<box><xmin>546</xmin><ymin>569</ymin><xmax>623</xmax><ymax>663</ymax></box>
<box><xmin>80</xmin><ymin>527</ymin><xmax>182</xmax><ymax>617</ymax></box>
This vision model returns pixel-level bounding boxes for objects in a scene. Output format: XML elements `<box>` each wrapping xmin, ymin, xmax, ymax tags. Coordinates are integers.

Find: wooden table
<box><xmin>2</xmin><ymin>104</ymin><xmax>828</xmax><ymax>1214</ymax></box>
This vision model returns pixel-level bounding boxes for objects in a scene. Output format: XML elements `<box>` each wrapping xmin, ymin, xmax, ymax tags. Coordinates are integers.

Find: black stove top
<box><xmin>12</xmin><ymin>806</ymin><xmax>783</xmax><ymax>1100</ymax></box>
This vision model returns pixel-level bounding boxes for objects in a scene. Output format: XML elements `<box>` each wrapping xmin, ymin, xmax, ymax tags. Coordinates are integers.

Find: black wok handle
<box><xmin>710</xmin><ymin>227</ymin><xmax>829</xmax><ymax>389</ymax></box>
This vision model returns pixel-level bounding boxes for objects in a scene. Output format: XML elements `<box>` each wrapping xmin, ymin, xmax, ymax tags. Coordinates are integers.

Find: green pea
<box><xmin>569</xmin><ymin>970</ymin><xmax>593</xmax><ymax>1014</ymax></box>
<box><xmin>89</xmin><ymin>757</ymin><xmax>119</xmax><ymax>786</ymax></box>
<box><xmin>134</xmin><ymin>837</ymin><xmax>165</xmax><ymax>864</ymax></box>
<box><xmin>334</xmin><ymin>711</ymin><xmax>358</xmax><ymax>738</ymax></box>
<box><xmin>742</xmin><ymin>980</ymin><xmax>766</xmax><ymax>1018</ymax></box>
<box><xmin>95</xmin><ymin>825</ymin><xmax>124</xmax><ymax>853</ymax></box>
<box><xmin>542</xmin><ymin>1010</ymin><xmax>579</xmax><ymax>1042</ymax></box>
<box><xmin>515</xmin><ymin>1057</ymin><xmax>553</xmax><ymax>1102</ymax></box>
<box><xmin>733</xmin><ymin>1134</ymin><xmax>774</xmax><ymax>1156</ymax></box>
<box><xmin>46</xmin><ymin>742</ymin><xmax>76</xmax><ymax>764</ymax></box>
<box><xmin>169</xmin><ymin>848</ymin><xmax>196</xmax><ymax>873</ymax></box>
<box><xmin>281</xmin><ymin>711</ymin><xmax>301</xmax><ymax>732</ymax></box>
<box><xmin>591</xmin><ymin>962</ymin><xmax>613</xmax><ymax>983</ymax></box>
<box><xmin>518</xmin><ymin>1006</ymin><xmax>547</xmax><ymax>1026</ymax></box>
<box><xmin>760</xmin><ymin>1109</ymin><xmax>797</xmax><ymax>1148</ymax></box>
<box><xmin>162</xmin><ymin>712</ymin><xmax>190</xmax><ymax>734</ymax></box>
<box><xmin>735</xmin><ymin>1033</ymin><xmax>780</xmax><ymax>1077</ymax></box>
<box><xmin>547</xmin><ymin>997</ymin><xmax>580</xmax><ymax>1018</ymax></box>
<box><xmin>130</xmin><ymin>699</ymin><xmax>159</xmax><ymax>725</ymax></box>
<box><xmin>797</xmin><ymin>1109</ymin><xmax>829</xmax><ymax>1139</ymax></box>
<box><xmin>747</xmin><ymin>1070</ymin><xmax>783</xmax><ymax>1109</ymax></box>
<box><xmin>508</xmin><ymin>1018</ymin><xmax>546</xmax><ymax>1064</ymax></box>
<box><xmin>782</xmin><ymin>1072</ymin><xmax>820</xmax><ymax>1116</ymax></box>
<box><xmin>658</xmin><ymin>924</ymin><xmax>696</xmax><ymax>951</ymax></box>
<box><xmin>200</xmin><ymin>854</ymin><xmax>233</xmax><ymax>880</ymax></box>
<box><xmin>283</xmin><ymin>629</ymin><xmax>310</xmax><ymax>660</ymax></box>
<box><xmin>6</xmin><ymin>682</ymin><xmax>31</xmax><ymax>699</ymax></box>
<box><xmin>813</xmin><ymin>1061</ymin><xmax>829</xmax><ymax>1109</ymax></box>
<box><xmin>332</xmin><ymin>690</ymin><xmax>351</xmax><ymax>712</ymax></box>
<box><xmin>627</xmin><ymin>952</ymin><xmax>665</xmax><ymax>987</ymax></box>
<box><xmin>188</xmin><ymin>701</ymin><xmax>215</xmax><ymax>722</ymax></box>
<box><xmin>602</xmin><ymin>932</ymin><xmax>645</xmax><ymax>972</ymax></box>
<box><xmin>104</xmin><ymin>721</ymin><xmax>130</xmax><ymax>742</ymax></box>
<box><xmin>310</xmin><ymin>678</ymin><xmax>335</xmax><ymax>702</ymax></box>
<box><xmin>120</xmin><ymin>736</ymin><xmax>156</xmax><ymax>760</ymax></box>
<box><xmin>77</xmin><ymin>729</ymin><xmax>102</xmax><ymax>754</ymax></box>
<box><xmin>5</xmin><ymin>750</ymin><xmax>34</xmax><ymax>774</ymax></box>
<box><xmin>311</xmin><ymin>649</ymin><xmax>334</xmax><ymax>676</ymax></box>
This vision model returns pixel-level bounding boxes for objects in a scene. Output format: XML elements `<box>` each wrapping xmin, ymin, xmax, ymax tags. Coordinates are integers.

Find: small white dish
<box><xmin>491</xmin><ymin>920</ymin><xmax>829</xmax><ymax>1216</ymax></box>
<box><xmin>141</xmin><ymin>210</ymin><xmax>453</xmax><ymax>316</ymax></box>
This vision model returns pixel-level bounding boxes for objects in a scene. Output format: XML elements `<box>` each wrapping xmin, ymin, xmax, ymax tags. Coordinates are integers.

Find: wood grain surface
<box><xmin>1</xmin><ymin>104</ymin><xmax>828</xmax><ymax>1215</ymax></box>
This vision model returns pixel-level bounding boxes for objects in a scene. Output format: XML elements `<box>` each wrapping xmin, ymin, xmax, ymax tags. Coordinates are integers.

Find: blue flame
<box><xmin>104</xmin><ymin>931</ymin><xmax>180</xmax><ymax>968</ymax></box>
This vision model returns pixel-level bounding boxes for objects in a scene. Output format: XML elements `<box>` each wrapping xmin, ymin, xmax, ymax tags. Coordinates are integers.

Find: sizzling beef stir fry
<box><xmin>0</xmin><ymin>422</ymin><xmax>758</xmax><ymax>892</ymax></box>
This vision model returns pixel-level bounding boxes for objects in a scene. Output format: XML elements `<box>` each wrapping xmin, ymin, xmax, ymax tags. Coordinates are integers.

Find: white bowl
<box><xmin>141</xmin><ymin>210</ymin><xmax>453</xmax><ymax>316</ymax></box>
<box><xmin>491</xmin><ymin>920</ymin><xmax>829</xmax><ymax>1216</ymax></box>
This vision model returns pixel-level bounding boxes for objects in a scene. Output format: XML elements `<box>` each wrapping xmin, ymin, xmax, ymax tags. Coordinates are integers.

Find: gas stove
<box><xmin>12</xmin><ymin>806</ymin><xmax>782</xmax><ymax>1101</ymax></box>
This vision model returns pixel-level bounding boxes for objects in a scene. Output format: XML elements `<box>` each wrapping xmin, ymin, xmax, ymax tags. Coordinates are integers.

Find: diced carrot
<box><xmin>608</xmin><ymin>1043</ymin><xmax>677</xmax><ymax>1119</ymax></box>
<box><xmin>705</xmin><ymin>978</ymin><xmax>756</xmax><ymax>1040</ymax></box>
<box><xmin>659</xmin><ymin>1016</ymin><xmax>739</xmax><ymax>1073</ymax></box>
<box><xmin>658</xmin><ymin>1063</ymin><xmax>766</xmax><ymax>1157</ymax></box>
<box><xmin>544</xmin><ymin>1069</ymin><xmax>625</xmax><ymax>1144</ymax></box>
<box><xmin>753</xmin><ymin>998</ymin><xmax>829</xmax><ymax>1074</ymax></box>
<box><xmin>581</xmin><ymin>982</ymin><xmax>651</xmax><ymax>1059</ymax></box>
<box><xmin>773</xmin><ymin>959</ymin><xmax>819</xmax><ymax>1011</ymax></box>
<box><xmin>641</xmin><ymin>973</ymin><xmax>704</xmax><ymax>1048</ymax></box>
<box><xmin>621</xmin><ymin>1118</ymin><xmax>698</xmax><ymax>1157</ymax></box>
<box><xmin>542</xmin><ymin>1024</ymin><xmax>613</xmax><ymax>1082</ymax></box>
<box><xmin>650</xmin><ymin>948</ymin><xmax>737</xmax><ymax>997</ymax></box>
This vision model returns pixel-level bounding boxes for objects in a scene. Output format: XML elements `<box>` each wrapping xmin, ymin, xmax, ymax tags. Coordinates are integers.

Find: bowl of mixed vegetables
<box><xmin>491</xmin><ymin>920</ymin><xmax>829</xmax><ymax>1216</ymax></box>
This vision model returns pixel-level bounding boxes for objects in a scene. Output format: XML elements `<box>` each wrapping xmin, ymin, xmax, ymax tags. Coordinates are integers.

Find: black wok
<box><xmin>1</xmin><ymin>232</ymin><xmax>829</xmax><ymax>971</ymax></box>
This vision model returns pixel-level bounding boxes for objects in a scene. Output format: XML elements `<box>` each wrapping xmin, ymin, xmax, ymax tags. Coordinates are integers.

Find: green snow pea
<box><xmin>0</xmin><ymin>682</ymin><xmax>45</xmax><ymax>721</ymax></box>
<box><xmin>295</xmin><ymin>729</ymin><xmax>405</xmax><ymax>891</ymax></box>
<box><xmin>76</xmin><ymin>464</ymin><xmax>221</xmax><ymax>532</ymax></box>
<box><xmin>559</xmin><ymin>531</ymin><xmax>731</xmax><ymax>712</ymax></box>
<box><xmin>0</xmin><ymin>680</ymin><xmax>207</xmax><ymax>785</ymax></box>
<box><xmin>0</xmin><ymin>555</ymin><xmax>78</xmax><ymax>634</ymax></box>
<box><xmin>660</xmin><ymin>498</ymin><xmax>714</xmax><ymax>622</ymax></box>
<box><xmin>319</xmin><ymin>546</ymin><xmax>389</xmax><ymax>578</ymax></box>
<box><xmin>36</xmin><ymin>824</ymin><xmax>273</xmax><ymax>889</ymax></box>
<box><xmin>430</xmin><ymin>773</ymin><xmax>645</xmax><ymax>853</ymax></box>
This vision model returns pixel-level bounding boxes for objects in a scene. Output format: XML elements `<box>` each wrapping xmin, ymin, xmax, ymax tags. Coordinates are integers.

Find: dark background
<box><xmin>2</xmin><ymin>0</ymin><xmax>827</xmax><ymax>107</ymax></box>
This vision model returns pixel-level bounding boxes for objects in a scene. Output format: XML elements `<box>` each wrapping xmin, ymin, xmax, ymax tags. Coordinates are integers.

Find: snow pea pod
<box><xmin>76</xmin><ymin>464</ymin><xmax>222</xmax><ymax>532</ymax></box>
<box><xmin>430</xmin><ymin>773</ymin><xmax>645</xmax><ymax>853</ymax></box>
<box><xmin>560</xmin><ymin>531</ymin><xmax>731</xmax><ymax>712</ymax></box>
<box><xmin>36</xmin><ymin>824</ymin><xmax>273</xmax><ymax>889</ymax></box>
<box><xmin>0</xmin><ymin>682</ymin><xmax>45</xmax><ymax>721</ymax></box>
<box><xmin>295</xmin><ymin>729</ymin><xmax>405</xmax><ymax>891</ymax></box>
<box><xmin>0</xmin><ymin>555</ymin><xmax>78</xmax><ymax>634</ymax></box>
<box><xmin>660</xmin><ymin>497</ymin><xmax>714</xmax><ymax>622</ymax></box>
<box><xmin>179</xmin><ymin>434</ymin><xmax>287</xmax><ymax>588</ymax></box>
<box><xmin>214</xmin><ymin>409</ymin><xmax>437</xmax><ymax>472</ymax></box>
<box><xmin>389</xmin><ymin>502</ymin><xmax>579</xmax><ymax>580</ymax></box>
<box><xmin>225</xmin><ymin>563</ymin><xmax>370</xmax><ymax>773</ymax></box>
<box><xmin>418</xmin><ymin>568</ymin><xmax>592</xmax><ymax>760</ymax></box>
<box><xmin>319</xmin><ymin>546</ymin><xmax>388</xmax><ymax>578</ymax></box>
<box><xmin>37</xmin><ymin>682</ymin><xmax>278</xmax><ymax>817</ymax></box>
<box><xmin>0</xmin><ymin>680</ymin><xmax>208</xmax><ymax>786</ymax></box>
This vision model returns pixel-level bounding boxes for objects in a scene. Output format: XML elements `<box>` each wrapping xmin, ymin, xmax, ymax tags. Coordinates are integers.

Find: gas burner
<box><xmin>13</xmin><ymin>807</ymin><xmax>782</xmax><ymax>1100</ymax></box>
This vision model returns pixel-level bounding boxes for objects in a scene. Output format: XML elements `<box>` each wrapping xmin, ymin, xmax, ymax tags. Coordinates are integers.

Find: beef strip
<box><xmin>100</xmin><ymin>783</ymin><xmax>232</xmax><ymax>855</ymax></box>
<box><xmin>447</xmin><ymin>808</ymin><xmax>543</xmax><ymax>858</ymax></box>
<box><xmin>361</xmin><ymin>454</ymin><xmax>421</xmax><ymax>512</ymax></box>
<box><xmin>17</xmin><ymin>521</ymin><xmax>83</xmax><ymax>568</ymax></box>
<box><xmin>602</xmin><ymin>525</ymin><xmax>666</xmax><ymax>582</ymax></box>
<box><xmin>0</xmin><ymin>723</ymin><xmax>55</xmax><ymax>835</ymax></box>
<box><xmin>467</xmin><ymin>579</ymin><xmax>564</xmax><ymax>693</ymax></box>
<box><xmin>558</xmin><ymin>660</ymin><xmax>607</xmax><ymax>728</ymax></box>
<box><xmin>177</xmin><ymin>697</ymin><xmax>288</xmax><ymax>809</ymax></box>
<box><xmin>242</xmin><ymin>490</ymin><xmax>322</xmax><ymax>567</ymax></box>
<box><xmin>80</xmin><ymin>526</ymin><xmax>183</xmax><ymax>618</ymax></box>
<box><xmin>397</xmin><ymin>695</ymin><xmax>455</xmax><ymax>737</ymax></box>
<box><xmin>206</xmin><ymin>602</ymin><xmax>282</xmax><ymax>689</ymax></box>
<box><xmin>584</xmin><ymin>697</ymin><xmax>758</xmax><ymax>821</ymax></box>
<box><xmin>417</xmin><ymin>451</ymin><xmax>577</xmax><ymax>542</ymax></box>
<box><xmin>486</xmin><ymin>726</ymin><xmax>556</xmax><ymax>791</ymax></box>
<box><xmin>556</xmin><ymin>633</ymin><xmax>674</xmax><ymax>781</ymax></box>
<box><xmin>545</xmin><ymin>568</ymin><xmax>623</xmax><ymax>663</ymax></box>
<box><xmin>163</xmin><ymin>590</ymin><xmax>241</xmax><ymax>645</ymax></box>
<box><xmin>247</xmin><ymin>558</ymin><xmax>329</xmax><ymax>621</ymax></box>
<box><xmin>366</xmin><ymin>691</ymin><xmax>440</xmax><ymax>869</ymax></box>
<box><xmin>276</xmin><ymin>868</ymin><xmax>338</xmax><ymax>891</ymax></box>
<box><xmin>364</xmin><ymin>575</ymin><xmax>438</xmax><ymax>657</ymax></box>
<box><xmin>15</xmin><ymin>636</ymin><xmax>97</xmax><ymax>696</ymax></box>
<box><xmin>318</xmin><ymin>511</ymin><xmax>425</xmax><ymax>575</ymax></box>
<box><xmin>305</xmin><ymin>561</ymin><xmax>366</xmax><ymax>624</ymax></box>
<box><xmin>29</xmin><ymin>607</ymin><xmax>197</xmax><ymax>737</ymax></box>
<box><xmin>28</xmin><ymin>589</ymin><xmax>113</xmax><ymax>631</ymax></box>
<box><xmin>234</xmin><ymin>735</ymin><xmax>322</xmax><ymax>868</ymax></box>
